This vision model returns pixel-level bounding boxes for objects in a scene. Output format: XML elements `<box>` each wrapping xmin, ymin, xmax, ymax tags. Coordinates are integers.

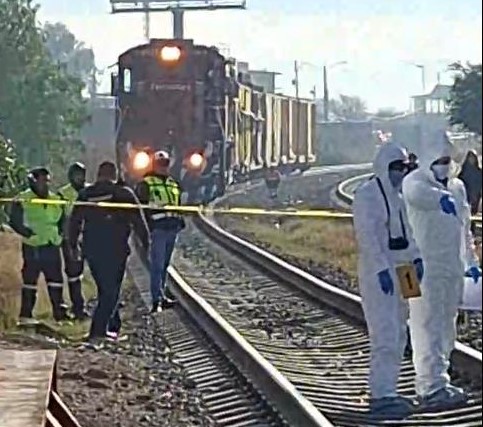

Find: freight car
<box><xmin>112</xmin><ymin>38</ymin><xmax>316</xmax><ymax>201</ymax></box>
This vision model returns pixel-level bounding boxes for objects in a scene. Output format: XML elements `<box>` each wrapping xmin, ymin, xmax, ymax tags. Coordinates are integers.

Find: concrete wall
<box><xmin>316</xmin><ymin>121</ymin><xmax>376</xmax><ymax>165</ymax></box>
<box><xmin>372</xmin><ymin>113</ymin><xmax>448</xmax><ymax>155</ymax></box>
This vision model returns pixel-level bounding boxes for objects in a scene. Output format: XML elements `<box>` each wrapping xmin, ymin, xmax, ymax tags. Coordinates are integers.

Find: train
<box><xmin>112</xmin><ymin>38</ymin><xmax>316</xmax><ymax>200</ymax></box>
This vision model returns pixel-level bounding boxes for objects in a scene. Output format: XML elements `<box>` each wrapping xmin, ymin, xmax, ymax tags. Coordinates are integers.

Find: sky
<box><xmin>35</xmin><ymin>0</ymin><xmax>482</xmax><ymax>111</ymax></box>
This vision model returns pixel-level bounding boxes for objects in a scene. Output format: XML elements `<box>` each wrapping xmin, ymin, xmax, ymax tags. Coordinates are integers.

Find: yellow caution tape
<box><xmin>0</xmin><ymin>197</ymin><xmax>481</xmax><ymax>222</ymax></box>
<box><xmin>0</xmin><ymin>197</ymin><xmax>353</xmax><ymax>219</ymax></box>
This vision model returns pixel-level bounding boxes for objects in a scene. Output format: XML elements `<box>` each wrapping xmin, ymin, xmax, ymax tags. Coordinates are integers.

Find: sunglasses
<box><xmin>432</xmin><ymin>157</ymin><xmax>451</xmax><ymax>166</ymax></box>
<box><xmin>388</xmin><ymin>161</ymin><xmax>410</xmax><ymax>172</ymax></box>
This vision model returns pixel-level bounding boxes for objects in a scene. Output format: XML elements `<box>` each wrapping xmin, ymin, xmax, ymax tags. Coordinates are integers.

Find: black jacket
<box><xmin>69</xmin><ymin>181</ymin><xmax>150</xmax><ymax>256</ymax></box>
<box><xmin>458</xmin><ymin>162</ymin><xmax>482</xmax><ymax>215</ymax></box>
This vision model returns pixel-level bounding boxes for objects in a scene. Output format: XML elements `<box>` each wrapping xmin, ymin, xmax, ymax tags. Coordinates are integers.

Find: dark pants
<box><xmin>20</xmin><ymin>244</ymin><xmax>65</xmax><ymax>320</ymax></box>
<box><xmin>61</xmin><ymin>240</ymin><xmax>85</xmax><ymax>316</ymax></box>
<box><xmin>86</xmin><ymin>250</ymin><xmax>127</xmax><ymax>339</ymax></box>
<box><xmin>266</xmin><ymin>182</ymin><xmax>279</xmax><ymax>199</ymax></box>
<box><xmin>150</xmin><ymin>229</ymin><xmax>177</xmax><ymax>304</ymax></box>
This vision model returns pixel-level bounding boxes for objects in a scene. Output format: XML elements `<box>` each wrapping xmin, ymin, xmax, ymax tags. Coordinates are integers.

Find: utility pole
<box><xmin>323</xmin><ymin>65</ymin><xmax>329</xmax><ymax>121</ymax></box>
<box><xmin>421</xmin><ymin>66</ymin><xmax>426</xmax><ymax>92</ymax></box>
<box><xmin>298</xmin><ymin>60</ymin><xmax>346</xmax><ymax>121</ymax></box>
<box><xmin>293</xmin><ymin>60</ymin><xmax>300</xmax><ymax>99</ymax></box>
<box><xmin>414</xmin><ymin>63</ymin><xmax>426</xmax><ymax>92</ymax></box>
<box><xmin>143</xmin><ymin>0</ymin><xmax>150</xmax><ymax>41</ymax></box>
<box><xmin>310</xmin><ymin>85</ymin><xmax>316</xmax><ymax>100</ymax></box>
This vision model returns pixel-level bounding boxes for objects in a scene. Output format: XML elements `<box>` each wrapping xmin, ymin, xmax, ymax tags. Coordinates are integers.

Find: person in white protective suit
<box><xmin>402</xmin><ymin>130</ymin><xmax>481</xmax><ymax>410</ymax></box>
<box><xmin>353</xmin><ymin>143</ymin><xmax>423</xmax><ymax>417</ymax></box>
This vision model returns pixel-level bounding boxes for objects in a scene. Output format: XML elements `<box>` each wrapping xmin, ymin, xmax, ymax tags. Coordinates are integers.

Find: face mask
<box><xmin>388</xmin><ymin>170</ymin><xmax>406</xmax><ymax>189</ymax></box>
<box><xmin>431</xmin><ymin>164</ymin><xmax>450</xmax><ymax>181</ymax></box>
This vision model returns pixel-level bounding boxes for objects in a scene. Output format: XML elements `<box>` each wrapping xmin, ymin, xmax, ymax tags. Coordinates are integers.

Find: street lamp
<box><xmin>299</xmin><ymin>61</ymin><xmax>347</xmax><ymax>120</ymax></box>
<box><xmin>322</xmin><ymin>61</ymin><xmax>347</xmax><ymax>121</ymax></box>
<box><xmin>403</xmin><ymin>61</ymin><xmax>426</xmax><ymax>93</ymax></box>
<box><xmin>294</xmin><ymin>60</ymin><xmax>347</xmax><ymax>119</ymax></box>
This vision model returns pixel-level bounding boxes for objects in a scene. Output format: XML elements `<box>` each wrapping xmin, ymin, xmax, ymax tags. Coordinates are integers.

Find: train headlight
<box><xmin>189</xmin><ymin>153</ymin><xmax>204</xmax><ymax>169</ymax></box>
<box><xmin>160</xmin><ymin>46</ymin><xmax>181</xmax><ymax>62</ymax></box>
<box><xmin>133</xmin><ymin>151</ymin><xmax>151</xmax><ymax>171</ymax></box>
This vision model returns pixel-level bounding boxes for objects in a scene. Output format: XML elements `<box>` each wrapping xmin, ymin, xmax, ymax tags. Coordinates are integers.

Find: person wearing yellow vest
<box><xmin>135</xmin><ymin>150</ymin><xmax>185</xmax><ymax>313</ymax></box>
<box><xmin>58</xmin><ymin>162</ymin><xmax>89</xmax><ymax>320</ymax></box>
<box><xmin>9</xmin><ymin>167</ymin><xmax>68</xmax><ymax>322</ymax></box>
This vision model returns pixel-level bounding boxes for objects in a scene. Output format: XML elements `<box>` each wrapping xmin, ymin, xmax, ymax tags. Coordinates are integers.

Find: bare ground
<box><xmin>0</xmin><ymin>231</ymin><xmax>214</xmax><ymax>426</ymax></box>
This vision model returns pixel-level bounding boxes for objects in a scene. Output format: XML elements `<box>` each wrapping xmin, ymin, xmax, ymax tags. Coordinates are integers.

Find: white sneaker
<box><xmin>17</xmin><ymin>317</ymin><xmax>39</xmax><ymax>327</ymax></box>
<box><xmin>82</xmin><ymin>338</ymin><xmax>105</xmax><ymax>351</ymax></box>
<box><xmin>105</xmin><ymin>331</ymin><xmax>128</xmax><ymax>342</ymax></box>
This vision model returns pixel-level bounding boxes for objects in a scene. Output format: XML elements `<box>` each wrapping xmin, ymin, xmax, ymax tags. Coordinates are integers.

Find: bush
<box><xmin>0</xmin><ymin>134</ymin><xmax>26</xmax><ymax>226</ymax></box>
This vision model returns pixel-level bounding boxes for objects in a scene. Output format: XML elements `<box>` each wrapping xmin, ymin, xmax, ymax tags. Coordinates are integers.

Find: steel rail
<box><xmin>131</xmin><ymin>239</ymin><xmax>335</xmax><ymax>427</ymax></box>
<box><xmin>194</xmin><ymin>211</ymin><xmax>482</xmax><ymax>384</ymax></box>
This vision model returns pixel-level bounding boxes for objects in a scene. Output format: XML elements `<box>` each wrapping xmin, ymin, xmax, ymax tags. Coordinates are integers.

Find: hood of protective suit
<box><xmin>373</xmin><ymin>142</ymin><xmax>409</xmax><ymax>192</ymax></box>
<box><xmin>418</xmin><ymin>129</ymin><xmax>454</xmax><ymax>181</ymax></box>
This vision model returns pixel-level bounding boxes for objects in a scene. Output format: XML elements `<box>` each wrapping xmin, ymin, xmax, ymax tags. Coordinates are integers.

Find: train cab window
<box><xmin>123</xmin><ymin>68</ymin><xmax>132</xmax><ymax>93</ymax></box>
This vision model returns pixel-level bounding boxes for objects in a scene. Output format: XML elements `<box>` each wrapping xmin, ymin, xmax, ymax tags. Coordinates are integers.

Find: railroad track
<box><xmin>183</xmin><ymin>212</ymin><xmax>481</xmax><ymax>426</ymax></box>
<box><xmin>124</xmin><ymin>167</ymin><xmax>480</xmax><ymax>426</ymax></box>
<box><xmin>218</xmin><ymin>167</ymin><xmax>481</xmax><ymax>352</ymax></box>
<box><xmin>129</xmin><ymin>240</ymin><xmax>329</xmax><ymax>427</ymax></box>
<box><xmin>136</xmin><ymin>172</ymin><xmax>481</xmax><ymax>426</ymax></box>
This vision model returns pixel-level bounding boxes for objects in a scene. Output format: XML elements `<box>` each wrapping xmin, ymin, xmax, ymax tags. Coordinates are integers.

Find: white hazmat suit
<box><xmin>353</xmin><ymin>143</ymin><xmax>420</xmax><ymax>405</ymax></box>
<box><xmin>402</xmin><ymin>131</ymin><xmax>479</xmax><ymax>399</ymax></box>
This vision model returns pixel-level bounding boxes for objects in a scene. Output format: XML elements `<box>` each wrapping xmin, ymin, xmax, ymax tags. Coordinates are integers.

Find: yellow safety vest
<box><xmin>143</xmin><ymin>175</ymin><xmax>181</xmax><ymax>221</ymax></box>
<box><xmin>18</xmin><ymin>189</ymin><xmax>63</xmax><ymax>247</ymax></box>
<box><xmin>58</xmin><ymin>183</ymin><xmax>78</xmax><ymax>216</ymax></box>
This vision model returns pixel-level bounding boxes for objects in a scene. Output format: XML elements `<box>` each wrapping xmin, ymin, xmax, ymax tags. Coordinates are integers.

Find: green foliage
<box><xmin>373</xmin><ymin>107</ymin><xmax>404</xmax><ymax>119</ymax></box>
<box><xmin>448</xmin><ymin>62</ymin><xmax>482</xmax><ymax>135</ymax></box>
<box><xmin>329</xmin><ymin>95</ymin><xmax>368</xmax><ymax>121</ymax></box>
<box><xmin>43</xmin><ymin>22</ymin><xmax>96</xmax><ymax>86</ymax></box>
<box><xmin>0</xmin><ymin>0</ymin><xmax>89</xmax><ymax>183</ymax></box>
<box><xmin>0</xmin><ymin>134</ymin><xmax>26</xmax><ymax>226</ymax></box>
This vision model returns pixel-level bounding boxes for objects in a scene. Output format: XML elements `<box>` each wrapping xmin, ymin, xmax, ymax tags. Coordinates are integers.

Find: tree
<box><xmin>329</xmin><ymin>95</ymin><xmax>368</xmax><ymax>121</ymax></box>
<box><xmin>0</xmin><ymin>0</ymin><xmax>88</xmax><ymax>181</ymax></box>
<box><xmin>373</xmin><ymin>108</ymin><xmax>405</xmax><ymax>119</ymax></box>
<box><xmin>0</xmin><ymin>0</ymin><xmax>43</xmax><ymax>100</ymax></box>
<box><xmin>43</xmin><ymin>22</ymin><xmax>96</xmax><ymax>87</ymax></box>
<box><xmin>0</xmin><ymin>134</ymin><xmax>26</xmax><ymax>226</ymax></box>
<box><xmin>448</xmin><ymin>62</ymin><xmax>482</xmax><ymax>135</ymax></box>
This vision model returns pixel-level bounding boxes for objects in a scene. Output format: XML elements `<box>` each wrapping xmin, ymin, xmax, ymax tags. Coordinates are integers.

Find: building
<box><xmin>411</xmin><ymin>84</ymin><xmax>452</xmax><ymax>115</ymax></box>
<box><xmin>245</xmin><ymin>70</ymin><xmax>280</xmax><ymax>93</ymax></box>
<box><xmin>236</xmin><ymin>61</ymin><xmax>280</xmax><ymax>93</ymax></box>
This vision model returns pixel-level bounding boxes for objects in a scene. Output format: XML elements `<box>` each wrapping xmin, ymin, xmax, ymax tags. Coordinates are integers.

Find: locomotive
<box><xmin>112</xmin><ymin>38</ymin><xmax>316</xmax><ymax>200</ymax></box>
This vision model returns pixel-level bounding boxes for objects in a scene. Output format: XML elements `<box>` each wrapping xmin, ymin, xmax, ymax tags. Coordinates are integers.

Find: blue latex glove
<box><xmin>377</xmin><ymin>269</ymin><xmax>394</xmax><ymax>295</ymax></box>
<box><xmin>413</xmin><ymin>258</ymin><xmax>424</xmax><ymax>282</ymax></box>
<box><xmin>439</xmin><ymin>194</ymin><xmax>457</xmax><ymax>216</ymax></box>
<box><xmin>466</xmin><ymin>266</ymin><xmax>482</xmax><ymax>284</ymax></box>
